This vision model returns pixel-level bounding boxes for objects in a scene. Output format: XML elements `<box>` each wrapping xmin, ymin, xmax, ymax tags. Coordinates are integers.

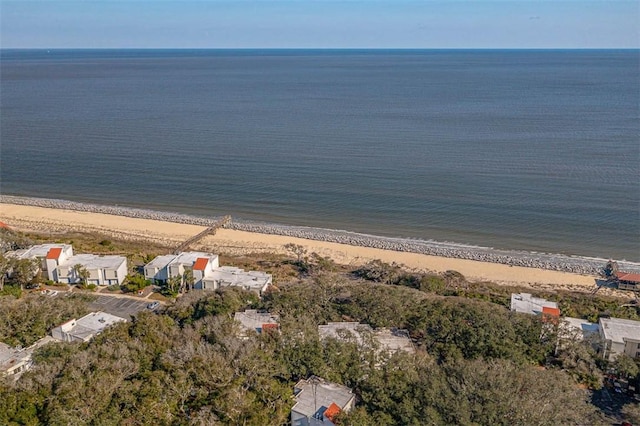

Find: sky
<box><xmin>1</xmin><ymin>1</ymin><xmax>638</xmax><ymax>49</ymax></box>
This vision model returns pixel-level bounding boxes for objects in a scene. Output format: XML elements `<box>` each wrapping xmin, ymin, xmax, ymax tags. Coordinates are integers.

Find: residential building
<box><xmin>143</xmin><ymin>252</ymin><xmax>219</xmax><ymax>284</ymax></box>
<box><xmin>318</xmin><ymin>322</ymin><xmax>415</xmax><ymax>354</ymax></box>
<box><xmin>7</xmin><ymin>244</ymin><xmax>73</xmax><ymax>281</ymax></box>
<box><xmin>143</xmin><ymin>254</ymin><xmax>180</xmax><ymax>283</ymax></box>
<box><xmin>616</xmin><ymin>272</ymin><xmax>640</xmax><ymax>291</ymax></box>
<box><xmin>510</xmin><ymin>293</ymin><xmax>560</xmax><ymax>320</ymax></box>
<box><xmin>233</xmin><ymin>309</ymin><xmax>279</xmax><ymax>336</ymax></box>
<box><xmin>560</xmin><ymin>317</ymin><xmax>600</xmax><ymax>342</ymax></box>
<box><xmin>599</xmin><ymin>317</ymin><xmax>640</xmax><ymax>361</ymax></box>
<box><xmin>143</xmin><ymin>252</ymin><xmax>272</xmax><ymax>294</ymax></box>
<box><xmin>200</xmin><ymin>266</ymin><xmax>272</xmax><ymax>295</ymax></box>
<box><xmin>291</xmin><ymin>376</ymin><xmax>355</xmax><ymax>426</ymax></box>
<box><xmin>51</xmin><ymin>311</ymin><xmax>127</xmax><ymax>343</ymax></box>
<box><xmin>556</xmin><ymin>318</ymin><xmax>600</xmax><ymax>354</ymax></box>
<box><xmin>0</xmin><ymin>336</ymin><xmax>54</xmax><ymax>379</ymax></box>
<box><xmin>56</xmin><ymin>254</ymin><xmax>127</xmax><ymax>286</ymax></box>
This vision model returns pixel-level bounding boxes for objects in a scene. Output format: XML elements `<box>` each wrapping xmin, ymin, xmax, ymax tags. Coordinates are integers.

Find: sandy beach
<box><xmin>0</xmin><ymin>202</ymin><xmax>606</xmax><ymax>292</ymax></box>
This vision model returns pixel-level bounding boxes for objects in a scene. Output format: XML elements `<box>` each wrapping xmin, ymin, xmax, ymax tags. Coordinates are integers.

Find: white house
<box><xmin>510</xmin><ymin>293</ymin><xmax>560</xmax><ymax>317</ymax></box>
<box><xmin>56</xmin><ymin>254</ymin><xmax>127</xmax><ymax>286</ymax></box>
<box><xmin>0</xmin><ymin>336</ymin><xmax>55</xmax><ymax>380</ymax></box>
<box><xmin>599</xmin><ymin>317</ymin><xmax>640</xmax><ymax>361</ymax></box>
<box><xmin>143</xmin><ymin>252</ymin><xmax>272</xmax><ymax>295</ymax></box>
<box><xmin>291</xmin><ymin>376</ymin><xmax>355</xmax><ymax>426</ymax></box>
<box><xmin>7</xmin><ymin>244</ymin><xmax>74</xmax><ymax>281</ymax></box>
<box><xmin>143</xmin><ymin>252</ymin><xmax>219</xmax><ymax>285</ymax></box>
<box><xmin>51</xmin><ymin>311</ymin><xmax>127</xmax><ymax>343</ymax></box>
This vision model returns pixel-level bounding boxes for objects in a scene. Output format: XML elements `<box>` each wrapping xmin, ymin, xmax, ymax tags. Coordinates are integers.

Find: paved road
<box><xmin>89</xmin><ymin>295</ymin><xmax>153</xmax><ymax>320</ymax></box>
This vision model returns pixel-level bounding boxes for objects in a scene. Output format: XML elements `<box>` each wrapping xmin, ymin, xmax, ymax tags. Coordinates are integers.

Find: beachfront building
<box><xmin>318</xmin><ymin>322</ymin><xmax>415</xmax><ymax>354</ymax></box>
<box><xmin>143</xmin><ymin>252</ymin><xmax>272</xmax><ymax>295</ymax></box>
<box><xmin>51</xmin><ymin>311</ymin><xmax>127</xmax><ymax>343</ymax></box>
<box><xmin>233</xmin><ymin>309</ymin><xmax>279</xmax><ymax>337</ymax></box>
<box><xmin>0</xmin><ymin>337</ymin><xmax>54</xmax><ymax>380</ymax></box>
<box><xmin>7</xmin><ymin>244</ymin><xmax>74</xmax><ymax>281</ymax></box>
<box><xmin>599</xmin><ymin>317</ymin><xmax>640</xmax><ymax>361</ymax></box>
<box><xmin>291</xmin><ymin>376</ymin><xmax>356</xmax><ymax>426</ymax></box>
<box><xmin>510</xmin><ymin>293</ymin><xmax>560</xmax><ymax>321</ymax></box>
<box><xmin>143</xmin><ymin>252</ymin><xmax>219</xmax><ymax>284</ymax></box>
<box><xmin>56</xmin><ymin>254</ymin><xmax>128</xmax><ymax>286</ymax></box>
<box><xmin>616</xmin><ymin>272</ymin><xmax>640</xmax><ymax>291</ymax></box>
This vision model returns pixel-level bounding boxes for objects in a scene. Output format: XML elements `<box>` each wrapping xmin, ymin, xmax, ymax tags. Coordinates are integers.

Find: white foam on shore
<box><xmin>2</xmin><ymin>195</ymin><xmax>639</xmax><ymax>275</ymax></box>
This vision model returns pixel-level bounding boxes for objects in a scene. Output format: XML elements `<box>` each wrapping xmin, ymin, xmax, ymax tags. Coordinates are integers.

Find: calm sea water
<box><xmin>1</xmin><ymin>49</ymin><xmax>638</xmax><ymax>261</ymax></box>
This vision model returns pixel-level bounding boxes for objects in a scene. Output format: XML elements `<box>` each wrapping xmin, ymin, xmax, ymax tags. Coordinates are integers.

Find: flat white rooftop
<box><xmin>209</xmin><ymin>267</ymin><xmax>271</xmax><ymax>290</ymax></box>
<box><xmin>292</xmin><ymin>376</ymin><xmax>354</xmax><ymax>419</ymax></box>
<box><xmin>60</xmin><ymin>254</ymin><xmax>126</xmax><ymax>270</ymax></box>
<box><xmin>171</xmin><ymin>252</ymin><xmax>218</xmax><ymax>266</ymax></box>
<box><xmin>9</xmin><ymin>244</ymin><xmax>71</xmax><ymax>259</ymax></box>
<box><xmin>599</xmin><ymin>317</ymin><xmax>640</xmax><ymax>344</ymax></box>
<box><xmin>146</xmin><ymin>254</ymin><xmax>178</xmax><ymax>269</ymax></box>
<box><xmin>54</xmin><ymin>311</ymin><xmax>127</xmax><ymax>342</ymax></box>
<box><xmin>510</xmin><ymin>293</ymin><xmax>558</xmax><ymax>315</ymax></box>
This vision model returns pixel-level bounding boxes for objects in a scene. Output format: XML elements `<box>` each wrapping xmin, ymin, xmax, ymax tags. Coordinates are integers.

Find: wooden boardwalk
<box><xmin>173</xmin><ymin>215</ymin><xmax>231</xmax><ymax>254</ymax></box>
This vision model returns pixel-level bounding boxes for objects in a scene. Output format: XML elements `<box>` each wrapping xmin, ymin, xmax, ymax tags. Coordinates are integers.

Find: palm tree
<box><xmin>73</xmin><ymin>264</ymin><xmax>90</xmax><ymax>287</ymax></box>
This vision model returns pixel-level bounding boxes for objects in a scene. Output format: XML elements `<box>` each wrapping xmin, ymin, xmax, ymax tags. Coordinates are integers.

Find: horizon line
<box><xmin>2</xmin><ymin>47</ymin><xmax>639</xmax><ymax>51</ymax></box>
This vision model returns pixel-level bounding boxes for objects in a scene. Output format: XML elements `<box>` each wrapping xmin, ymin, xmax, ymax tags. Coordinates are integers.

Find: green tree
<box><xmin>72</xmin><ymin>264</ymin><xmax>90</xmax><ymax>287</ymax></box>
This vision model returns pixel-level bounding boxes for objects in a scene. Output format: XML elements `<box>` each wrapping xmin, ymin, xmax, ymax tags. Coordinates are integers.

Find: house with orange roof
<box><xmin>510</xmin><ymin>293</ymin><xmax>560</xmax><ymax>318</ymax></box>
<box><xmin>143</xmin><ymin>252</ymin><xmax>272</xmax><ymax>294</ymax></box>
<box><xmin>616</xmin><ymin>272</ymin><xmax>640</xmax><ymax>291</ymax></box>
<box><xmin>291</xmin><ymin>376</ymin><xmax>355</xmax><ymax>426</ymax></box>
<box><xmin>8</xmin><ymin>244</ymin><xmax>73</xmax><ymax>281</ymax></box>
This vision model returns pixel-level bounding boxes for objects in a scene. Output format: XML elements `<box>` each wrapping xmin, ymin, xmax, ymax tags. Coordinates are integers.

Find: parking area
<box><xmin>89</xmin><ymin>295</ymin><xmax>152</xmax><ymax>319</ymax></box>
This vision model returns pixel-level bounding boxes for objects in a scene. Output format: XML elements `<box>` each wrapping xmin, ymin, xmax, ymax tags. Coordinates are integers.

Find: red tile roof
<box><xmin>262</xmin><ymin>323</ymin><xmax>279</xmax><ymax>331</ymax></box>
<box><xmin>617</xmin><ymin>272</ymin><xmax>640</xmax><ymax>284</ymax></box>
<box><xmin>193</xmin><ymin>257</ymin><xmax>209</xmax><ymax>271</ymax></box>
<box><xmin>542</xmin><ymin>306</ymin><xmax>560</xmax><ymax>317</ymax></box>
<box><xmin>324</xmin><ymin>402</ymin><xmax>341</xmax><ymax>422</ymax></box>
<box><xmin>46</xmin><ymin>247</ymin><xmax>62</xmax><ymax>260</ymax></box>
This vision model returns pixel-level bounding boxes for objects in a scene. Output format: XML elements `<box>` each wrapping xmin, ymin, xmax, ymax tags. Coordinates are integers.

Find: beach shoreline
<box><xmin>2</xmin><ymin>196</ymin><xmax>636</xmax><ymax>293</ymax></box>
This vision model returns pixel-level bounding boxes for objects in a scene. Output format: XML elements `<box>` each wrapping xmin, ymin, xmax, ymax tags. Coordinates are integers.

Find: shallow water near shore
<box><xmin>1</xmin><ymin>49</ymin><xmax>638</xmax><ymax>261</ymax></box>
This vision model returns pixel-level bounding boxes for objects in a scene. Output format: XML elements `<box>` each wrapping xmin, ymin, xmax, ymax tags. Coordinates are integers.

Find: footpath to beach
<box><xmin>2</xmin><ymin>196</ymin><xmax>639</xmax><ymax>292</ymax></box>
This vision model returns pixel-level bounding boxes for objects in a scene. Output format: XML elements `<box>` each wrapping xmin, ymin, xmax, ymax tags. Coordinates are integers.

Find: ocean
<box><xmin>1</xmin><ymin>49</ymin><xmax>638</xmax><ymax>261</ymax></box>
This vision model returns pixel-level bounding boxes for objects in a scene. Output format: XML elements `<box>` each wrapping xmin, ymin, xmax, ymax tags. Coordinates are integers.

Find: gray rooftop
<box><xmin>0</xmin><ymin>336</ymin><xmax>55</xmax><ymax>374</ymax></box>
<box><xmin>208</xmin><ymin>267</ymin><xmax>272</xmax><ymax>291</ymax></box>
<box><xmin>292</xmin><ymin>376</ymin><xmax>355</xmax><ymax>419</ymax></box>
<box><xmin>510</xmin><ymin>293</ymin><xmax>558</xmax><ymax>315</ymax></box>
<box><xmin>60</xmin><ymin>254</ymin><xmax>126</xmax><ymax>270</ymax></box>
<box><xmin>318</xmin><ymin>322</ymin><xmax>374</xmax><ymax>346</ymax></box>
<box><xmin>318</xmin><ymin>322</ymin><xmax>414</xmax><ymax>354</ymax></box>
<box><xmin>374</xmin><ymin>328</ymin><xmax>416</xmax><ymax>354</ymax></box>
<box><xmin>54</xmin><ymin>311</ymin><xmax>127</xmax><ymax>342</ymax></box>
<box><xmin>599</xmin><ymin>317</ymin><xmax>640</xmax><ymax>344</ymax></box>
<box><xmin>233</xmin><ymin>310</ymin><xmax>279</xmax><ymax>333</ymax></box>
<box><xmin>560</xmin><ymin>317</ymin><xmax>600</xmax><ymax>341</ymax></box>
